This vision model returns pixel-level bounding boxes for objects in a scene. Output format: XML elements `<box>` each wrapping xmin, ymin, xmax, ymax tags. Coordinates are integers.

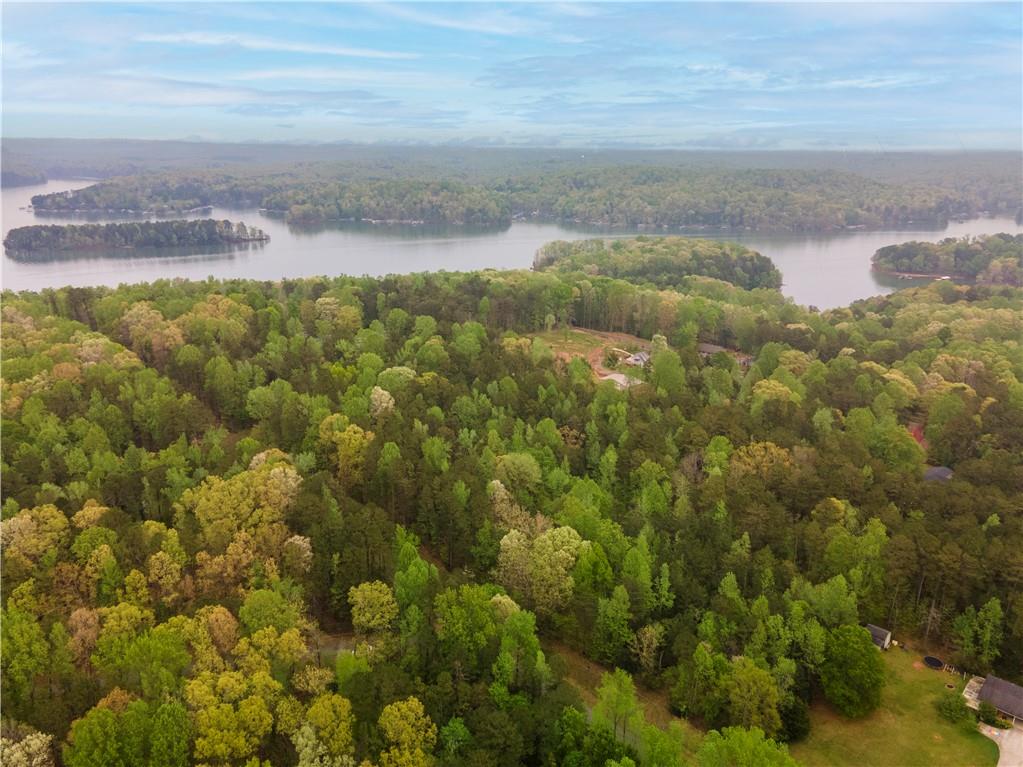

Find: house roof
<box><xmin>866</xmin><ymin>624</ymin><xmax>890</xmax><ymax>646</ymax></box>
<box><xmin>979</xmin><ymin>676</ymin><xmax>1023</xmax><ymax>719</ymax></box>
<box><xmin>697</xmin><ymin>342</ymin><xmax>728</xmax><ymax>355</ymax></box>
<box><xmin>924</xmin><ymin>466</ymin><xmax>954</xmax><ymax>481</ymax></box>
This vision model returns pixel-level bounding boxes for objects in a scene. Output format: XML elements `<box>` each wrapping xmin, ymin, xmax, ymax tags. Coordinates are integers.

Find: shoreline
<box><xmin>871</xmin><ymin>264</ymin><xmax>956</xmax><ymax>280</ymax></box>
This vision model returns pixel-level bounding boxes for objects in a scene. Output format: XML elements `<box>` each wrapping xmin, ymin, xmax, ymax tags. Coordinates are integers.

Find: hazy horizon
<box><xmin>3</xmin><ymin>2</ymin><xmax>1021</xmax><ymax>151</ymax></box>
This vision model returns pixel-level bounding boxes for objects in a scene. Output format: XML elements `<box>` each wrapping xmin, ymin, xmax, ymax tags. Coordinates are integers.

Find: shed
<box><xmin>866</xmin><ymin>624</ymin><xmax>892</xmax><ymax>650</ymax></box>
<box><xmin>924</xmin><ymin>466</ymin><xmax>954</xmax><ymax>482</ymax></box>
<box><xmin>979</xmin><ymin>676</ymin><xmax>1023</xmax><ymax>723</ymax></box>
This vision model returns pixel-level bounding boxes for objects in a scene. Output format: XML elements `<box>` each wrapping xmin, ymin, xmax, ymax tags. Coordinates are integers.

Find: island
<box><xmin>3</xmin><ymin>219</ymin><xmax>269</xmax><ymax>257</ymax></box>
<box><xmin>534</xmin><ymin>235</ymin><xmax>783</xmax><ymax>291</ymax></box>
<box><xmin>872</xmin><ymin>233</ymin><xmax>1022</xmax><ymax>286</ymax></box>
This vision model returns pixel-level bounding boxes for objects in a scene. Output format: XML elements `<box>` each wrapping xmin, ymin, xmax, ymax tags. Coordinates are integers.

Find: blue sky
<box><xmin>2</xmin><ymin>2</ymin><xmax>1020</xmax><ymax>149</ymax></box>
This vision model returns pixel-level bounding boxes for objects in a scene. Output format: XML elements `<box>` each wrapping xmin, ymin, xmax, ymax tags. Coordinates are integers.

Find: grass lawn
<box><xmin>792</xmin><ymin>647</ymin><xmax>998</xmax><ymax>767</ymax></box>
<box><xmin>533</xmin><ymin>328</ymin><xmax>607</xmax><ymax>358</ymax></box>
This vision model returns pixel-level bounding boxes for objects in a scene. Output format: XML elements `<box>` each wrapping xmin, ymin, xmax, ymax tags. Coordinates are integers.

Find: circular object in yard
<box><xmin>946</xmin><ymin>683</ymin><xmax>955</xmax><ymax>689</ymax></box>
<box><xmin>923</xmin><ymin>656</ymin><xmax>943</xmax><ymax>669</ymax></box>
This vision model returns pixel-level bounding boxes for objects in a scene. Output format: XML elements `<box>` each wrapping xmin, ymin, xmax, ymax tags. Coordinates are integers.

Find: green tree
<box><xmin>239</xmin><ymin>589</ymin><xmax>300</xmax><ymax>634</ymax></box>
<box><xmin>594</xmin><ymin>668</ymin><xmax>643</xmax><ymax>741</ymax></box>
<box><xmin>63</xmin><ymin>707</ymin><xmax>127</xmax><ymax>767</ymax></box>
<box><xmin>594</xmin><ymin>586</ymin><xmax>633</xmax><ymax>665</ymax></box>
<box><xmin>348</xmin><ymin>581</ymin><xmax>399</xmax><ymax>634</ymax></box>
<box><xmin>150</xmin><ymin>701</ymin><xmax>191</xmax><ymax>767</ymax></box>
<box><xmin>820</xmin><ymin>625</ymin><xmax>885</xmax><ymax>717</ymax></box>
<box><xmin>378</xmin><ymin>696</ymin><xmax>437</xmax><ymax>767</ymax></box>
<box><xmin>697</xmin><ymin>727</ymin><xmax>796</xmax><ymax>767</ymax></box>
<box><xmin>728</xmin><ymin>657</ymin><xmax>782</xmax><ymax>737</ymax></box>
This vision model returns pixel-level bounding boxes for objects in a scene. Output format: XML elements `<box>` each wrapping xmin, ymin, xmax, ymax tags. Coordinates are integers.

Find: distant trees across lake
<box><xmin>3</xmin><ymin>219</ymin><xmax>268</xmax><ymax>256</ymax></box>
<box><xmin>535</xmin><ymin>236</ymin><xmax>783</xmax><ymax>291</ymax></box>
<box><xmin>872</xmin><ymin>233</ymin><xmax>1023</xmax><ymax>285</ymax></box>
<box><xmin>26</xmin><ymin>162</ymin><xmax>1017</xmax><ymax>232</ymax></box>
<box><xmin>30</xmin><ymin>176</ymin><xmax>511</xmax><ymax>227</ymax></box>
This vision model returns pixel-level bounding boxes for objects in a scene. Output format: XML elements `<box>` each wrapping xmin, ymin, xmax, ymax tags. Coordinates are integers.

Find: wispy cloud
<box><xmin>2</xmin><ymin>41</ymin><xmax>62</xmax><ymax>70</ymax></box>
<box><xmin>373</xmin><ymin>4</ymin><xmax>538</xmax><ymax>37</ymax></box>
<box><xmin>1</xmin><ymin>2</ymin><xmax>1018</xmax><ymax>149</ymax></box>
<box><xmin>135</xmin><ymin>32</ymin><xmax>418</xmax><ymax>60</ymax></box>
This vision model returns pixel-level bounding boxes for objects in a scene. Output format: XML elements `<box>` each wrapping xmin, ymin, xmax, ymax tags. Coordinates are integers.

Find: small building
<box><xmin>978</xmin><ymin>676</ymin><xmax>1023</xmax><ymax>724</ymax></box>
<box><xmin>866</xmin><ymin>624</ymin><xmax>892</xmax><ymax>650</ymax></box>
<box><xmin>924</xmin><ymin>466</ymin><xmax>954</xmax><ymax>482</ymax></box>
<box><xmin>623</xmin><ymin>351</ymin><xmax>650</xmax><ymax>367</ymax></box>
<box><xmin>697</xmin><ymin>342</ymin><xmax>754</xmax><ymax>370</ymax></box>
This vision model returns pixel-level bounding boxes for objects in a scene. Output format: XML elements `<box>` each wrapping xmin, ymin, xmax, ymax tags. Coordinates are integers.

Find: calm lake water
<box><xmin>3</xmin><ymin>179</ymin><xmax>1021</xmax><ymax>308</ymax></box>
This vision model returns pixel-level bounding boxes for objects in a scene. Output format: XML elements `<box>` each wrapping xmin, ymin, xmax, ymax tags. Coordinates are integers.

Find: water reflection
<box><xmin>7</xmin><ymin>241</ymin><xmax>262</xmax><ymax>264</ymax></box>
<box><xmin>3</xmin><ymin>179</ymin><xmax>1022</xmax><ymax>308</ymax></box>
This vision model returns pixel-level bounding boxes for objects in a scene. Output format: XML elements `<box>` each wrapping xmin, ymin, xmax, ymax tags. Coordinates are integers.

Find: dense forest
<box><xmin>3</xmin><ymin>220</ymin><xmax>268</xmax><ymax>257</ymax></box>
<box><xmin>534</xmin><ymin>237</ymin><xmax>782</xmax><ymax>291</ymax></box>
<box><xmin>2</xmin><ymin>245</ymin><xmax>1021</xmax><ymax>765</ymax></box>
<box><xmin>30</xmin><ymin>177</ymin><xmax>510</xmax><ymax>227</ymax></box>
<box><xmin>872</xmin><ymin>233</ymin><xmax>1023</xmax><ymax>285</ymax></box>
<box><xmin>262</xmin><ymin>180</ymin><xmax>510</xmax><ymax>226</ymax></box>
<box><xmin>5</xmin><ymin>139</ymin><xmax>1022</xmax><ymax>210</ymax></box>
<box><xmin>27</xmin><ymin>165</ymin><xmax>999</xmax><ymax>232</ymax></box>
<box><xmin>1</xmin><ymin>168</ymin><xmax>48</xmax><ymax>188</ymax></box>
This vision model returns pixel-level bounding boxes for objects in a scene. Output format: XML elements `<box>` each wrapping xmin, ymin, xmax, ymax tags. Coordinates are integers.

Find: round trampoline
<box><xmin>923</xmin><ymin>656</ymin><xmax>943</xmax><ymax>669</ymax></box>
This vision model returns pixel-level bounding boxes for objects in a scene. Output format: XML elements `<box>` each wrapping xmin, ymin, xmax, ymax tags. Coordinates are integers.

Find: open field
<box><xmin>792</xmin><ymin>648</ymin><xmax>999</xmax><ymax>767</ymax></box>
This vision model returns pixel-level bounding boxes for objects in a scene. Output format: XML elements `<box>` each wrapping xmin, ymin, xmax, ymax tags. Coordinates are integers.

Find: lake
<box><xmin>3</xmin><ymin>179</ymin><xmax>1021</xmax><ymax>308</ymax></box>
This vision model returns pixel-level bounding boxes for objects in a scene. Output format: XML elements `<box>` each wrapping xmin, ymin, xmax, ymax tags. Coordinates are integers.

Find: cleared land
<box><xmin>792</xmin><ymin>648</ymin><xmax>998</xmax><ymax>767</ymax></box>
<box><xmin>534</xmin><ymin>327</ymin><xmax>649</xmax><ymax>384</ymax></box>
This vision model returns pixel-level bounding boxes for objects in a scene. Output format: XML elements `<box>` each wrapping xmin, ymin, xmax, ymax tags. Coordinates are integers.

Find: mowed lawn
<box><xmin>792</xmin><ymin>648</ymin><xmax>998</xmax><ymax>767</ymax></box>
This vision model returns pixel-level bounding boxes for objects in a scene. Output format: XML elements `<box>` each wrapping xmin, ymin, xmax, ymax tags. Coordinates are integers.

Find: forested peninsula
<box><xmin>3</xmin><ymin>219</ymin><xmax>268</xmax><ymax>257</ymax></box>
<box><xmin>26</xmin><ymin>163</ymin><xmax>1010</xmax><ymax>232</ymax></box>
<box><xmin>872</xmin><ymin>233</ymin><xmax>1023</xmax><ymax>285</ymax></box>
<box><xmin>30</xmin><ymin>177</ymin><xmax>511</xmax><ymax>227</ymax></box>
<box><xmin>534</xmin><ymin>236</ymin><xmax>783</xmax><ymax>291</ymax></box>
<box><xmin>2</xmin><ymin>255</ymin><xmax>1021</xmax><ymax>766</ymax></box>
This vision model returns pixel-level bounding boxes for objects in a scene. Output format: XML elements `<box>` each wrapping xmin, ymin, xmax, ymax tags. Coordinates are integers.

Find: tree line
<box><xmin>26</xmin><ymin>161</ymin><xmax>1018</xmax><ymax>232</ymax></box>
<box><xmin>872</xmin><ymin>233</ymin><xmax>1022</xmax><ymax>285</ymax></box>
<box><xmin>2</xmin><ymin>262</ymin><xmax>1021</xmax><ymax>765</ymax></box>
<box><xmin>535</xmin><ymin>237</ymin><xmax>783</xmax><ymax>291</ymax></box>
<box><xmin>4</xmin><ymin>220</ymin><xmax>268</xmax><ymax>257</ymax></box>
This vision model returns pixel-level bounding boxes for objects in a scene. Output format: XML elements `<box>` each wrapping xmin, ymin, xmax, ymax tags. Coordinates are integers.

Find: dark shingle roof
<box><xmin>924</xmin><ymin>466</ymin><xmax>954</xmax><ymax>482</ymax></box>
<box><xmin>979</xmin><ymin>676</ymin><xmax>1023</xmax><ymax>719</ymax></box>
<box><xmin>866</xmin><ymin>624</ymin><xmax>890</xmax><ymax>647</ymax></box>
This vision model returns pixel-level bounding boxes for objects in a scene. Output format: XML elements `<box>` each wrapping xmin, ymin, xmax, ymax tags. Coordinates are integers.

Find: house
<box><xmin>924</xmin><ymin>466</ymin><xmax>954</xmax><ymax>482</ymax></box>
<box><xmin>866</xmin><ymin>624</ymin><xmax>892</xmax><ymax>650</ymax></box>
<box><xmin>697</xmin><ymin>342</ymin><xmax>754</xmax><ymax>370</ymax></box>
<box><xmin>978</xmin><ymin>676</ymin><xmax>1023</xmax><ymax>724</ymax></box>
<box><xmin>623</xmin><ymin>351</ymin><xmax>650</xmax><ymax>367</ymax></box>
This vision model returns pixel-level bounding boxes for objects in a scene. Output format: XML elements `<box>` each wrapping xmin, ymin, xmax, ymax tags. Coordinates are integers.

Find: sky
<box><xmin>2</xmin><ymin>2</ymin><xmax>1021</xmax><ymax>150</ymax></box>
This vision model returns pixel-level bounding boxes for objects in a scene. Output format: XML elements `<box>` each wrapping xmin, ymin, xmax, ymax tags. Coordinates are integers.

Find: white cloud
<box><xmin>135</xmin><ymin>32</ymin><xmax>418</xmax><ymax>60</ymax></box>
<box><xmin>2</xmin><ymin>41</ymin><xmax>62</xmax><ymax>70</ymax></box>
<box><xmin>374</xmin><ymin>4</ymin><xmax>549</xmax><ymax>38</ymax></box>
